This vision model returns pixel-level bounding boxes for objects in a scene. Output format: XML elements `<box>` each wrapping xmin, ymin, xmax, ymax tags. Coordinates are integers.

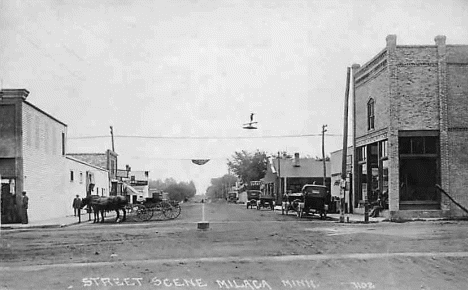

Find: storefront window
<box><xmin>399</xmin><ymin>133</ymin><xmax>440</xmax><ymax>208</ymax></box>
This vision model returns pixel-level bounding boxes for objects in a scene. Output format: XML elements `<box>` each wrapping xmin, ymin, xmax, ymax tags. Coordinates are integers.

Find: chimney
<box><xmin>293</xmin><ymin>153</ymin><xmax>300</xmax><ymax>167</ymax></box>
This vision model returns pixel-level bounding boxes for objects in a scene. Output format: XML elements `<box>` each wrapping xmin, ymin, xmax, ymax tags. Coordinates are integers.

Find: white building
<box><xmin>66</xmin><ymin>156</ymin><xmax>109</xmax><ymax>213</ymax></box>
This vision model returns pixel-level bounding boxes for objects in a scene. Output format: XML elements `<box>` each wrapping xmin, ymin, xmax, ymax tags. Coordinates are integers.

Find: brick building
<box><xmin>352</xmin><ymin>35</ymin><xmax>468</xmax><ymax>219</ymax></box>
<box><xmin>67</xmin><ymin>150</ymin><xmax>121</xmax><ymax>195</ymax></box>
<box><xmin>0</xmin><ymin>89</ymin><xmax>111</xmax><ymax>223</ymax></box>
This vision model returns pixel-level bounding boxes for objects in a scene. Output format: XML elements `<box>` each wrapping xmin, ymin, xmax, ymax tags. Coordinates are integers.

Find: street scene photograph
<box><xmin>1</xmin><ymin>0</ymin><xmax>468</xmax><ymax>289</ymax></box>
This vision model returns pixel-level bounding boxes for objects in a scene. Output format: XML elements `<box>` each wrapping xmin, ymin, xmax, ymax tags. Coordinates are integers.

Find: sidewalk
<box><xmin>0</xmin><ymin>212</ymin><xmax>99</xmax><ymax>230</ymax></box>
<box><xmin>272</xmin><ymin>206</ymin><xmax>387</xmax><ymax>223</ymax></box>
<box><xmin>327</xmin><ymin>213</ymin><xmax>387</xmax><ymax>223</ymax></box>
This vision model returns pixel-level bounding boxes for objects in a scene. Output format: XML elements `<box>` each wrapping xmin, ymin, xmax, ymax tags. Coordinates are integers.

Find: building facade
<box><xmin>0</xmin><ymin>89</ymin><xmax>114</xmax><ymax>223</ymax></box>
<box><xmin>66</xmin><ymin>156</ymin><xmax>109</xmax><ymax>200</ymax></box>
<box><xmin>1</xmin><ymin>89</ymin><xmax>68</xmax><ymax>223</ymax></box>
<box><xmin>122</xmin><ymin>170</ymin><xmax>149</xmax><ymax>203</ymax></box>
<box><xmin>262</xmin><ymin>153</ymin><xmax>331</xmax><ymax>204</ymax></box>
<box><xmin>352</xmin><ymin>35</ymin><xmax>468</xmax><ymax>219</ymax></box>
<box><xmin>330</xmin><ymin>148</ymin><xmax>353</xmax><ymax>212</ymax></box>
<box><xmin>67</xmin><ymin>150</ymin><xmax>121</xmax><ymax>195</ymax></box>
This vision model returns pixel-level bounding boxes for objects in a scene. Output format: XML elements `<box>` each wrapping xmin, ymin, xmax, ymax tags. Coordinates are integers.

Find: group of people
<box><xmin>0</xmin><ymin>191</ymin><xmax>29</xmax><ymax>224</ymax></box>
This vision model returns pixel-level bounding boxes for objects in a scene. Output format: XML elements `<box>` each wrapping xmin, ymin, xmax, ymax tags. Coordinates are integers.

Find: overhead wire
<box><xmin>68</xmin><ymin>133</ymin><xmax>343</xmax><ymax>140</ymax></box>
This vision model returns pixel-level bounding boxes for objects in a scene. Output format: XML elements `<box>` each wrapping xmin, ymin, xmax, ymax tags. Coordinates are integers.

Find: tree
<box><xmin>205</xmin><ymin>174</ymin><xmax>237</xmax><ymax>200</ymax></box>
<box><xmin>148</xmin><ymin>179</ymin><xmax>196</xmax><ymax>201</ymax></box>
<box><xmin>227</xmin><ymin>150</ymin><xmax>267</xmax><ymax>185</ymax></box>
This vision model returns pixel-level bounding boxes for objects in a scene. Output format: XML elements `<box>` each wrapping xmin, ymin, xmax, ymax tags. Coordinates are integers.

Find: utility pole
<box><xmin>340</xmin><ymin>67</ymin><xmax>351</xmax><ymax>223</ymax></box>
<box><xmin>277</xmin><ymin>152</ymin><xmax>282</xmax><ymax>204</ymax></box>
<box><xmin>110</xmin><ymin>126</ymin><xmax>115</xmax><ymax>152</ymax></box>
<box><xmin>322</xmin><ymin>125</ymin><xmax>327</xmax><ymax>186</ymax></box>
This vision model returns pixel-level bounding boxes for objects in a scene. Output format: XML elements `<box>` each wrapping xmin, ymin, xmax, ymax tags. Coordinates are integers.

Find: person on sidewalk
<box><xmin>21</xmin><ymin>191</ymin><xmax>29</xmax><ymax>224</ymax></box>
<box><xmin>73</xmin><ymin>195</ymin><xmax>83</xmax><ymax>223</ymax></box>
<box><xmin>370</xmin><ymin>190</ymin><xmax>388</xmax><ymax>218</ymax></box>
<box><xmin>73</xmin><ymin>195</ymin><xmax>82</xmax><ymax>217</ymax></box>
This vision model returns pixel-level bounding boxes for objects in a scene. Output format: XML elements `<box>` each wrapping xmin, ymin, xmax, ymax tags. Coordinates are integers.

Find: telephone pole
<box><xmin>341</xmin><ymin>67</ymin><xmax>351</xmax><ymax>223</ymax></box>
<box><xmin>322</xmin><ymin>124</ymin><xmax>327</xmax><ymax>186</ymax></box>
<box><xmin>110</xmin><ymin>126</ymin><xmax>115</xmax><ymax>152</ymax></box>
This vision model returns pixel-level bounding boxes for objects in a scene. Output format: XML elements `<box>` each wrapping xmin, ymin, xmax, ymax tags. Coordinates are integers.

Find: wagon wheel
<box><xmin>291</xmin><ymin>199</ymin><xmax>301</xmax><ymax>212</ymax></box>
<box><xmin>135</xmin><ymin>204</ymin><xmax>153</xmax><ymax>221</ymax></box>
<box><xmin>162</xmin><ymin>201</ymin><xmax>181</xmax><ymax>219</ymax></box>
<box><xmin>152</xmin><ymin>204</ymin><xmax>166</xmax><ymax>220</ymax></box>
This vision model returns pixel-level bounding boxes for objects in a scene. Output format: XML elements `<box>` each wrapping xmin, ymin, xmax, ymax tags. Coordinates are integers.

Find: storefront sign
<box><xmin>356</xmin><ymin>131</ymin><xmax>388</xmax><ymax>147</ymax></box>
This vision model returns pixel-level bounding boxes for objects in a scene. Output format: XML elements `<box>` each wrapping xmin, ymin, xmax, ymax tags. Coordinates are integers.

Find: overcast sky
<box><xmin>1</xmin><ymin>0</ymin><xmax>467</xmax><ymax>194</ymax></box>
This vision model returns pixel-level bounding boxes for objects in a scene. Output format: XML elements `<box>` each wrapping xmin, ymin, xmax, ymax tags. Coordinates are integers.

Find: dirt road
<box><xmin>1</xmin><ymin>201</ymin><xmax>468</xmax><ymax>289</ymax></box>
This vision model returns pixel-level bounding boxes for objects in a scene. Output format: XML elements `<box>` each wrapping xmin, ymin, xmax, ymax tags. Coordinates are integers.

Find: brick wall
<box><xmin>395</xmin><ymin>46</ymin><xmax>438</xmax><ymax>63</ymax></box>
<box><xmin>395</xmin><ymin>65</ymin><xmax>439</xmax><ymax>130</ymax></box>
<box><xmin>446</xmin><ymin>45</ymin><xmax>468</xmax><ymax>215</ymax></box>
<box><xmin>67</xmin><ymin>154</ymin><xmax>107</xmax><ymax>169</ymax></box>
<box><xmin>22</xmin><ymin>102</ymin><xmax>68</xmax><ymax>221</ymax></box>
<box><xmin>355</xmin><ymin>69</ymin><xmax>390</xmax><ymax>138</ymax></box>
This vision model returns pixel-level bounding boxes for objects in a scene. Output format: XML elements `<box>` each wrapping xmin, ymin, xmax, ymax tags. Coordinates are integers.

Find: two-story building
<box><xmin>0</xmin><ymin>89</ymin><xmax>109</xmax><ymax>223</ymax></box>
<box><xmin>121</xmin><ymin>170</ymin><xmax>150</xmax><ymax>204</ymax></box>
<box><xmin>352</xmin><ymin>35</ymin><xmax>468</xmax><ymax>219</ymax></box>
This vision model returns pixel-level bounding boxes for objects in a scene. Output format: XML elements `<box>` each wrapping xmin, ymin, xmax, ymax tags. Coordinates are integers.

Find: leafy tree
<box><xmin>205</xmin><ymin>174</ymin><xmax>237</xmax><ymax>200</ymax></box>
<box><xmin>227</xmin><ymin>150</ymin><xmax>267</xmax><ymax>185</ymax></box>
<box><xmin>149</xmin><ymin>179</ymin><xmax>196</xmax><ymax>201</ymax></box>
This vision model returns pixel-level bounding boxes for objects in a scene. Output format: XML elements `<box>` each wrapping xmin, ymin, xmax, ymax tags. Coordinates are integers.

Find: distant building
<box><xmin>66</xmin><ymin>156</ymin><xmax>109</xmax><ymax>198</ymax></box>
<box><xmin>352</xmin><ymin>35</ymin><xmax>468</xmax><ymax>219</ymax></box>
<box><xmin>330</xmin><ymin>147</ymin><xmax>353</xmax><ymax>211</ymax></box>
<box><xmin>121</xmin><ymin>170</ymin><xmax>150</xmax><ymax>203</ymax></box>
<box><xmin>67</xmin><ymin>150</ymin><xmax>120</xmax><ymax>195</ymax></box>
<box><xmin>262</xmin><ymin>153</ymin><xmax>331</xmax><ymax>204</ymax></box>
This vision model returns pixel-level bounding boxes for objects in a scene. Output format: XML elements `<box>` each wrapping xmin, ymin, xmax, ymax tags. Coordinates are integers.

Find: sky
<box><xmin>1</xmin><ymin>0</ymin><xmax>467</xmax><ymax>194</ymax></box>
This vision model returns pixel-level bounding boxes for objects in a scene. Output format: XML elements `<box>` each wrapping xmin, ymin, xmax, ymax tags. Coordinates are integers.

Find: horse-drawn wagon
<box><xmin>129</xmin><ymin>196</ymin><xmax>181</xmax><ymax>221</ymax></box>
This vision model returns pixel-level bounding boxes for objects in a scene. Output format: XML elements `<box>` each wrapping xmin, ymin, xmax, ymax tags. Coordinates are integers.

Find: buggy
<box><xmin>126</xmin><ymin>195</ymin><xmax>181</xmax><ymax>222</ymax></box>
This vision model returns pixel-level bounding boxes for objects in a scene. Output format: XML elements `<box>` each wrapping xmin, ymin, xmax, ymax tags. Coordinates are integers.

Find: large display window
<box><xmin>398</xmin><ymin>132</ymin><xmax>440</xmax><ymax>209</ymax></box>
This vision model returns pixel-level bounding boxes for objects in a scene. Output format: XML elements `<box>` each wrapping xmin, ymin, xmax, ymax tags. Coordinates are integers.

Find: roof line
<box><xmin>66</xmin><ymin>156</ymin><xmax>108</xmax><ymax>172</ymax></box>
<box><xmin>23</xmin><ymin>101</ymin><xmax>67</xmax><ymax>127</ymax></box>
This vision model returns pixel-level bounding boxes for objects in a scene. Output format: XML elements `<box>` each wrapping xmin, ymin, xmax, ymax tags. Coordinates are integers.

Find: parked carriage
<box><xmin>127</xmin><ymin>196</ymin><xmax>181</xmax><ymax>222</ymax></box>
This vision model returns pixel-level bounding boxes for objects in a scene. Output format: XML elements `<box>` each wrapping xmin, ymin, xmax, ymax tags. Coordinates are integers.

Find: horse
<box><xmin>81</xmin><ymin>195</ymin><xmax>128</xmax><ymax>223</ymax></box>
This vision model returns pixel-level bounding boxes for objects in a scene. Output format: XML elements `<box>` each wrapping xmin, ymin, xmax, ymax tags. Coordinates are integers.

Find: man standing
<box><xmin>21</xmin><ymin>191</ymin><xmax>29</xmax><ymax>224</ymax></box>
<box><xmin>73</xmin><ymin>195</ymin><xmax>82</xmax><ymax>217</ymax></box>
